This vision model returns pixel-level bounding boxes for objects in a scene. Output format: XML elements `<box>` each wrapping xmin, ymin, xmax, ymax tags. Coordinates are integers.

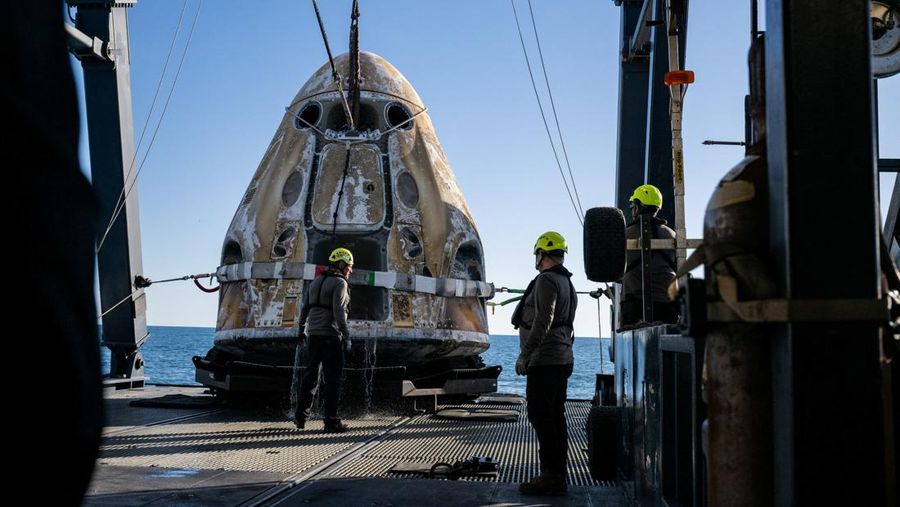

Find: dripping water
<box><xmin>362</xmin><ymin>336</ymin><xmax>378</xmax><ymax>413</ymax></box>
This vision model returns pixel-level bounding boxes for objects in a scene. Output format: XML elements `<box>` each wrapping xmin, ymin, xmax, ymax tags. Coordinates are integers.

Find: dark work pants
<box><xmin>296</xmin><ymin>335</ymin><xmax>344</xmax><ymax>421</ymax></box>
<box><xmin>621</xmin><ymin>299</ymin><xmax>679</xmax><ymax>326</ymax></box>
<box><xmin>526</xmin><ymin>363</ymin><xmax>574</xmax><ymax>478</ymax></box>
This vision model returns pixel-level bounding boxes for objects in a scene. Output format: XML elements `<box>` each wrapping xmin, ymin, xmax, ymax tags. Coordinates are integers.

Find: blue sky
<box><xmin>75</xmin><ymin>0</ymin><xmax>899</xmax><ymax>337</ymax></box>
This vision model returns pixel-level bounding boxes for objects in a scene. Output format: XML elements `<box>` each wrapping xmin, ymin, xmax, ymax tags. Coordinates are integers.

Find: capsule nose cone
<box><xmin>295</xmin><ymin>52</ymin><xmax>424</xmax><ymax>108</ymax></box>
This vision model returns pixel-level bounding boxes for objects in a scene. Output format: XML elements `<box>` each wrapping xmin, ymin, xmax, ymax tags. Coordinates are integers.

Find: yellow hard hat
<box><xmin>630</xmin><ymin>184</ymin><xmax>663</xmax><ymax>208</ymax></box>
<box><xmin>533</xmin><ymin>231</ymin><xmax>568</xmax><ymax>255</ymax></box>
<box><xmin>328</xmin><ymin>247</ymin><xmax>354</xmax><ymax>266</ymax></box>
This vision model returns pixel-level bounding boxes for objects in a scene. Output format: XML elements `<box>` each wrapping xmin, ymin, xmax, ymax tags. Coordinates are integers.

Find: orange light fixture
<box><xmin>664</xmin><ymin>70</ymin><xmax>695</xmax><ymax>85</ymax></box>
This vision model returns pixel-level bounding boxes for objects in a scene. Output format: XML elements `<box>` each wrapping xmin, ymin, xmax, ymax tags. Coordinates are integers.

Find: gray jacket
<box><xmin>299</xmin><ymin>271</ymin><xmax>351</xmax><ymax>340</ymax></box>
<box><xmin>513</xmin><ymin>265</ymin><xmax>577</xmax><ymax>367</ymax></box>
<box><xmin>623</xmin><ymin>216</ymin><xmax>676</xmax><ymax>302</ymax></box>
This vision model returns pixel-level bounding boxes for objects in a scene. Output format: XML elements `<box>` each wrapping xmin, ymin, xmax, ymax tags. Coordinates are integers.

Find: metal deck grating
<box><xmin>89</xmin><ymin>387</ymin><xmax>621</xmax><ymax>506</ymax></box>
<box><xmin>324</xmin><ymin>400</ymin><xmax>604</xmax><ymax>486</ymax></box>
<box><xmin>97</xmin><ymin>409</ymin><xmax>401</xmax><ymax>474</ymax></box>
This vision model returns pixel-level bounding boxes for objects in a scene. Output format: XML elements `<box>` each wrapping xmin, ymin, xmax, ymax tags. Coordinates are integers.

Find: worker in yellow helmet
<box><xmin>294</xmin><ymin>247</ymin><xmax>354</xmax><ymax>433</ymax></box>
<box><xmin>622</xmin><ymin>184</ymin><xmax>678</xmax><ymax>325</ymax></box>
<box><xmin>511</xmin><ymin>231</ymin><xmax>577</xmax><ymax>496</ymax></box>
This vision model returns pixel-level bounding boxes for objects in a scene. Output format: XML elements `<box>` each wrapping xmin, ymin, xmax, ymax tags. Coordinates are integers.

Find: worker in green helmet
<box><xmin>511</xmin><ymin>231</ymin><xmax>577</xmax><ymax>496</ymax></box>
<box><xmin>294</xmin><ymin>247</ymin><xmax>354</xmax><ymax>433</ymax></box>
<box><xmin>622</xmin><ymin>184</ymin><xmax>679</xmax><ymax>325</ymax></box>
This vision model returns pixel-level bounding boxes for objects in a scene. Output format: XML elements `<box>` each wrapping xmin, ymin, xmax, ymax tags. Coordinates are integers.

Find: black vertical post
<box><xmin>640</xmin><ymin>214</ymin><xmax>654</xmax><ymax>322</ymax></box>
<box><xmin>615</xmin><ymin>0</ymin><xmax>651</xmax><ymax>212</ymax></box>
<box><xmin>72</xmin><ymin>0</ymin><xmax>147</xmax><ymax>385</ymax></box>
<box><xmin>765</xmin><ymin>0</ymin><xmax>889</xmax><ymax>504</ymax></box>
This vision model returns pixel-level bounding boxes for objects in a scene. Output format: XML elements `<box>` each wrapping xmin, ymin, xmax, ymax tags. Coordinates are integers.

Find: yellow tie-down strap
<box><xmin>216</xmin><ymin>262</ymin><xmax>495</xmax><ymax>299</ymax></box>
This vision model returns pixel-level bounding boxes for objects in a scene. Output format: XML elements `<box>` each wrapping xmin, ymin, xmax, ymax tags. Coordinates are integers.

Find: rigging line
<box><xmin>97</xmin><ymin>0</ymin><xmax>203</xmax><ymax>253</ymax></box>
<box><xmin>288</xmin><ymin>105</ymin><xmax>427</xmax><ymax>141</ymax></box>
<box><xmin>526</xmin><ymin>0</ymin><xmax>584</xmax><ymax>217</ymax></box>
<box><xmin>510</xmin><ymin>0</ymin><xmax>583</xmax><ymax>227</ymax></box>
<box><xmin>98</xmin><ymin>289</ymin><xmax>140</xmax><ymax>320</ymax></box>
<box><xmin>377</xmin><ymin>106</ymin><xmax>428</xmax><ymax>138</ymax></box>
<box><xmin>100</xmin><ymin>0</ymin><xmax>189</xmax><ymax>248</ymax></box>
<box><xmin>311</xmin><ymin>0</ymin><xmax>355</xmax><ymax>131</ymax></box>
<box><xmin>597</xmin><ymin>295</ymin><xmax>604</xmax><ymax>374</ymax></box>
<box><xmin>288</xmin><ymin>106</ymin><xmax>328</xmax><ymax>137</ymax></box>
<box><xmin>288</xmin><ymin>89</ymin><xmax>424</xmax><ymax>112</ymax></box>
<box><xmin>331</xmin><ymin>144</ymin><xmax>353</xmax><ymax>238</ymax></box>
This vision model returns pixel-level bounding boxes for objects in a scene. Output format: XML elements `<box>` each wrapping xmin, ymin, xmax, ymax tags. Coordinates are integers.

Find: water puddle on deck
<box><xmin>150</xmin><ymin>468</ymin><xmax>202</xmax><ymax>479</ymax></box>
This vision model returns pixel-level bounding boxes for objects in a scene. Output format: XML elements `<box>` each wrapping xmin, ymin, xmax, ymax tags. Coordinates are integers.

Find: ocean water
<box><xmin>101</xmin><ymin>326</ymin><xmax>612</xmax><ymax>400</ymax></box>
<box><xmin>100</xmin><ymin>326</ymin><xmax>213</xmax><ymax>386</ymax></box>
<box><xmin>482</xmin><ymin>335</ymin><xmax>612</xmax><ymax>400</ymax></box>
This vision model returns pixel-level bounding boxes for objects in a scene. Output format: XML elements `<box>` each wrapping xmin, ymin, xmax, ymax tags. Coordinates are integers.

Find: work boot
<box><xmin>292</xmin><ymin>416</ymin><xmax>305</xmax><ymax>430</ymax></box>
<box><xmin>518</xmin><ymin>473</ymin><xmax>567</xmax><ymax>496</ymax></box>
<box><xmin>322</xmin><ymin>419</ymin><xmax>349</xmax><ymax>433</ymax></box>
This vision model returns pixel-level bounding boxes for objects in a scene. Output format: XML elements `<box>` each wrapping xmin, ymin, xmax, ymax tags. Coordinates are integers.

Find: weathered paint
<box><xmin>311</xmin><ymin>144</ymin><xmax>385</xmax><ymax>229</ymax></box>
<box><xmin>207</xmin><ymin>52</ymin><xmax>488</xmax><ymax>372</ymax></box>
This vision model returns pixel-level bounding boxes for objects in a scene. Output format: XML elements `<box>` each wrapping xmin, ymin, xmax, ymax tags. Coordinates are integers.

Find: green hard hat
<box><xmin>328</xmin><ymin>247</ymin><xmax>354</xmax><ymax>266</ymax></box>
<box><xmin>533</xmin><ymin>231</ymin><xmax>568</xmax><ymax>255</ymax></box>
<box><xmin>630</xmin><ymin>184</ymin><xmax>663</xmax><ymax>208</ymax></box>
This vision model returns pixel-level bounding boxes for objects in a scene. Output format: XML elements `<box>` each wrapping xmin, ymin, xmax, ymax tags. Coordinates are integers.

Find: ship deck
<box><xmin>85</xmin><ymin>385</ymin><xmax>626</xmax><ymax>506</ymax></box>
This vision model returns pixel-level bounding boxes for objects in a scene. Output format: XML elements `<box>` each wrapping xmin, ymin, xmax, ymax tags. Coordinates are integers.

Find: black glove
<box><xmin>515</xmin><ymin>355</ymin><xmax>528</xmax><ymax>376</ymax></box>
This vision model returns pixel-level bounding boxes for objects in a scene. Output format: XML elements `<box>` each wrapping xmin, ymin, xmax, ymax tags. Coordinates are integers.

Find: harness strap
<box><xmin>308</xmin><ymin>271</ymin><xmax>343</xmax><ymax>309</ymax></box>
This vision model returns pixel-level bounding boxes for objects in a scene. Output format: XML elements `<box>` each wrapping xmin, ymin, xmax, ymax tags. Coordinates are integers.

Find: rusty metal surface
<box><xmin>704</xmin><ymin>326</ymin><xmax>772</xmax><ymax>506</ymax></box>
<box><xmin>701</xmin><ymin>101</ymin><xmax>774</xmax><ymax>503</ymax></box>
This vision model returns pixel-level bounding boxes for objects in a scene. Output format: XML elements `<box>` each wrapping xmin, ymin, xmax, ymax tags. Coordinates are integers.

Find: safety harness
<box><xmin>306</xmin><ymin>270</ymin><xmax>346</xmax><ymax>310</ymax></box>
<box><xmin>511</xmin><ymin>265</ymin><xmax>577</xmax><ymax>331</ymax></box>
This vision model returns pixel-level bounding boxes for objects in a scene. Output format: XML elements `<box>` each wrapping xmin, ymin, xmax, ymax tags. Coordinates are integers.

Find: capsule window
<box><xmin>385</xmin><ymin>102</ymin><xmax>413</xmax><ymax>130</ymax></box>
<box><xmin>452</xmin><ymin>242</ymin><xmax>484</xmax><ymax>281</ymax></box>
<box><xmin>282</xmin><ymin>171</ymin><xmax>303</xmax><ymax>207</ymax></box>
<box><xmin>277</xmin><ymin>227</ymin><xmax>296</xmax><ymax>243</ymax></box>
<box><xmin>222</xmin><ymin>241</ymin><xmax>243</xmax><ymax>265</ymax></box>
<box><xmin>396</xmin><ymin>171</ymin><xmax>419</xmax><ymax>208</ymax></box>
<box><xmin>294</xmin><ymin>101</ymin><xmax>322</xmax><ymax>130</ymax></box>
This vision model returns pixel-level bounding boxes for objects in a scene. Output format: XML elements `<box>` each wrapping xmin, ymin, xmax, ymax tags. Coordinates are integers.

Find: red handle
<box><xmin>193</xmin><ymin>277</ymin><xmax>220</xmax><ymax>293</ymax></box>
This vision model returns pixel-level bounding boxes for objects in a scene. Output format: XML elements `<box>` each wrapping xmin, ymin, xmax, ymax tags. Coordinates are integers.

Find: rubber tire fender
<box><xmin>584</xmin><ymin>207</ymin><xmax>627</xmax><ymax>283</ymax></box>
